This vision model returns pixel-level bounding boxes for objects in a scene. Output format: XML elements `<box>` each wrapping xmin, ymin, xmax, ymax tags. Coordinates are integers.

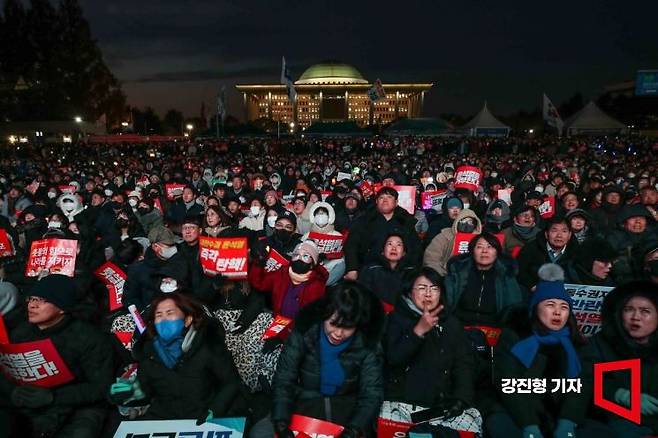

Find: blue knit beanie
<box><xmin>529</xmin><ymin>264</ymin><xmax>572</xmax><ymax>315</ymax></box>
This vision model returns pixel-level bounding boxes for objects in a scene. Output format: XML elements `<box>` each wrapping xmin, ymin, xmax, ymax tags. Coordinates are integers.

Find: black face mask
<box><xmin>291</xmin><ymin>259</ymin><xmax>312</xmax><ymax>274</ymax></box>
<box><xmin>274</xmin><ymin>228</ymin><xmax>293</xmax><ymax>243</ymax></box>
<box><xmin>457</xmin><ymin>220</ymin><xmax>476</xmax><ymax>233</ymax></box>
<box><xmin>116</xmin><ymin>218</ymin><xmax>130</xmax><ymax>229</ymax></box>
<box><xmin>138</xmin><ymin>207</ymin><xmax>151</xmax><ymax>215</ymax></box>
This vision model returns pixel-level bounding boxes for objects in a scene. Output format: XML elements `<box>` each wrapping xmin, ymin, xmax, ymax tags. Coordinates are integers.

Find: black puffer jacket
<box><xmin>517</xmin><ymin>233</ymin><xmax>580</xmax><ymax>290</ymax></box>
<box><xmin>358</xmin><ymin>254</ymin><xmax>416</xmax><ymax>307</ymax></box>
<box><xmin>132</xmin><ymin>319</ymin><xmax>243</xmax><ymax>420</ymax></box>
<box><xmin>272</xmin><ymin>295</ymin><xmax>385</xmax><ymax>431</ymax></box>
<box><xmin>384</xmin><ymin>295</ymin><xmax>475</xmax><ymax>407</ymax></box>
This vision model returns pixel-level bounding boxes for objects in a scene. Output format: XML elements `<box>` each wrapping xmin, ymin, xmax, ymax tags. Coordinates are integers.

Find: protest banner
<box><xmin>57</xmin><ymin>185</ymin><xmax>76</xmax><ymax>194</ymax></box>
<box><xmin>496</xmin><ymin>188</ymin><xmax>513</xmax><ymax>206</ymax></box>
<box><xmin>95</xmin><ymin>261</ymin><xmax>127</xmax><ymax>312</ymax></box>
<box><xmin>538</xmin><ymin>195</ymin><xmax>556</xmax><ymax>219</ymax></box>
<box><xmin>308</xmin><ymin>232</ymin><xmax>345</xmax><ymax>259</ymax></box>
<box><xmin>165</xmin><ymin>183</ymin><xmax>186</xmax><ymax>201</ymax></box>
<box><xmin>25</xmin><ymin>238</ymin><xmax>77</xmax><ymax>278</ymax></box>
<box><xmin>0</xmin><ymin>339</ymin><xmax>74</xmax><ymax>388</ymax></box>
<box><xmin>113</xmin><ymin>418</ymin><xmax>246</xmax><ymax>438</ymax></box>
<box><xmin>451</xmin><ymin>233</ymin><xmax>505</xmax><ymax>256</ymax></box>
<box><xmin>0</xmin><ymin>229</ymin><xmax>15</xmax><ymax>258</ymax></box>
<box><xmin>320</xmin><ymin>190</ymin><xmax>333</xmax><ymax>201</ymax></box>
<box><xmin>262</xmin><ymin>315</ymin><xmax>293</xmax><ymax>340</ymax></box>
<box><xmin>265</xmin><ymin>247</ymin><xmax>290</xmax><ymax>273</ymax></box>
<box><xmin>289</xmin><ymin>414</ymin><xmax>344</xmax><ymax>438</ymax></box>
<box><xmin>337</xmin><ymin>171</ymin><xmax>352</xmax><ymax>182</ymax></box>
<box><xmin>393</xmin><ymin>186</ymin><xmax>416</xmax><ymax>215</ymax></box>
<box><xmin>565</xmin><ymin>284</ymin><xmax>613</xmax><ymax>337</ymax></box>
<box><xmin>357</xmin><ymin>179</ymin><xmax>374</xmax><ymax>198</ymax></box>
<box><xmin>454</xmin><ymin>166</ymin><xmax>482</xmax><ymax>192</ymax></box>
<box><xmin>114</xmin><ymin>331</ymin><xmax>134</xmax><ymax>351</ymax></box>
<box><xmin>199</xmin><ymin>237</ymin><xmax>248</xmax><ymax>279</ymax></box>
<box><xmin>378</xmin><ymin>401</ymin><xmax>480</xmax><ymax>438</ymax></box>
<box><xmin>421</xmin><ymin>190</ymin><xmax>447</xmax><ymax>210</ymax></box>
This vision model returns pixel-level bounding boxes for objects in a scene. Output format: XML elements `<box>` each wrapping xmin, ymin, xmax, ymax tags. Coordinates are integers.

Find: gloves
<box><xmin>338</xmin><ymin>426</ymin><xmax>361</xmax><ymax>438</ymax></box>
<box><xmin>109</xmin><ymin>381</ymin><xmax>135</xmax><ymax>404</ymax></box>
<box><xmin>523</xmin><ymin>424</ymin><xmax>544</xmax><ymax>438</ymax></box>
<box><xmin>614</xmin><ymin>388</ymin><xmax>631</xmax><ymax>408</ymax></box>
<box><xmin>641</xmin><ymin>393</ymin><xmax>658</xmax><ymax>416</ymax></box>
<box><xmin>196</xmin><ymin>409</ymin><xmax>214</xmax><ymax>426</ymax></box>
<box><xmin>11</xmin><ymin>385</ymin><xmax>54</xmax><ymax>408</ymax></box>
<box><xmin>443</xmin><ymin>399</ymin><xmax>467</xmax><ymax>420</ymax></box>
<box><xmin>262</xmin><ymin>337</ymin><xmax>283</xmax><ymax>354</ymax></box>
<box><xmin>274</xmin><ymin>421</ymin><xmax>295</xmax><ymax>438</ymax></box>
<box><xmin>553</xmin><ymin>418</ymin><xmax>576</xmax><ymax>438</ymax></box>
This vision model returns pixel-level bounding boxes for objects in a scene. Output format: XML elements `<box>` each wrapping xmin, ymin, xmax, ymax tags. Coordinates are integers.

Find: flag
<box><xmin>280</xmin><ymin>56</ymin><xmax>297</xmax><ymax>104</ymax></box>
<box><xmin>217</xmin><ymin>85</ymin><xmax>227</xmax><ymax>121</ymax></box>
<box><xmin>368</xmin><ymin>79</ymin><xmax>386</xmax><ymax>102</ymax></box>
<box><xmin>543</xmin><ymin>93</ymin><xmax>564</xmax><ymax>135</ymax></box>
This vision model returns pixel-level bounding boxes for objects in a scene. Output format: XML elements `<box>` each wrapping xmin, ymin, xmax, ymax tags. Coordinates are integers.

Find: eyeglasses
<box><xmin>292</xmin><ymin>253</ymin><xmax>313</xmax><ymax>263</ymax></box>
<box><xmin>413</xmin><ymin>284</ymin><xmax>440</xmax><ymax>295</ymax></box>
<box><xmin>25</xmin><ymin>296</ymin><xmax>48</xmax><ymax>305</ymax></box>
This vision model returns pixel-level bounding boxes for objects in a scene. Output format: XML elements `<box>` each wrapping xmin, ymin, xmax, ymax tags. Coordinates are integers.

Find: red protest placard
<box><xmin>358</xmin><ymin>180</ymin><xmax>374</xmax><ymax>198</ymax></box>
<box><xmin>25</xmin><ymin>239</ymin><xmax>77</xmax><ymax>278</ymax></box>
<box><xmin>320</xmin><ymin>190</ymin><xmax>333</xmax><ymax>201</ymax></box>
<box><xmin>94</xmin><ymin>261</ymin><xmax>127</xmax><ymax>312</ymax></box>
<box><xmin>0</xmin><ymin>315</ymin><xmax>8</xmax><ymax>344</ymax></box>
<box><xmin>0</xmin><ymin>339</ymin><xmax>74</xmax><ymax>388</ymax></box>
<box><xmin>393</xmin><ymin>185</ymin><xmax>416</xmax><ymax>215</ymax></box>
<box><xmin>165</xmin><ymin>183</ymin><xmax>186</xmax><ymax>201</ymax></box>
<box><xmin>0</xmin><ymin>229</ymin><xmax>15</xmax><ymax>258</ymax></box>
<box><xmin>262</xmin><ymin>315</ymin><xmax>293</xmax><ymax>340</ymax></box>
<box><xmin>114</xmin><ymin>331</ymin><xmax>134</xmax><ymax>351</ymax></box>
<box><xmin>308</xmin><ymin>232</ymin><xmax>345</xmax><ymax>260</ymax></box>
<box><xmin>452</xmin><ymin>233</ymin><xmax>475</xmax><ymax>255</ymax></box>
<box><xmin>289</xmin><ymin>414</ymin><xmax>344</xmax><ymax>438</ymax></box>
<box><xmin>377</xmin><ymin>416</ymin><xmax>413</xmax><ymax>438</ymax></box>
<box><xmin>57</xmin><ymin>185</ymin><xmax>76</xmax><ymax>194</ymax></box>
<box><xmin>421</xmin><ymin>190</ymin><xmax>447</xmax><ymax>210</ymax></box>
<box><xmin>464</xmin><ymin>325</ymin><xmax>502</xmax><ymax>347</ymax></box>
<box><xmin>265</xmin><ymin>247</ymin><xmax>289</xmax><ymax>273</ymax></box>
<box><xmin>538</xmin><ymin>195</ymin><xmax>556</xmax><ymax>219</ymax></box>
<box><xmin>199</xmin><ymin>237</ymin><xmax>248</xmax><ymax>279</ymax></box>
<box><xmin>454</xmin><ymin>166</ymin><xmax>482</xmax><ymax>192</ymax></box>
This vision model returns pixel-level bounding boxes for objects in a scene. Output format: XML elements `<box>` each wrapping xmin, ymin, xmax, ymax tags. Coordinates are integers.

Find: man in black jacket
<box><xmin>344</xmin><ymin>187</ymin><xmax>421</xmax><ymax>281</ymax></box>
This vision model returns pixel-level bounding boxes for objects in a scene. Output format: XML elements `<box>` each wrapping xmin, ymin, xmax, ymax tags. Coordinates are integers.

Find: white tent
<box><xmin>564</xmin><ymin>101</ymin><xmax>626</xmax><ymax>136</ymax></box>
<box><xmin>462</xmin><ymin>102</ymin><xmax>510</xmax><ymax>137</ymax></box>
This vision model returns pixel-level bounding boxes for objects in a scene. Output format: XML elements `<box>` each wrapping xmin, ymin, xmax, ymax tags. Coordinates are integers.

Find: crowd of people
<box><xmin>0</xmin><ymin>134</ymin><xmax>657</xmax><ymax>438</ymax></box>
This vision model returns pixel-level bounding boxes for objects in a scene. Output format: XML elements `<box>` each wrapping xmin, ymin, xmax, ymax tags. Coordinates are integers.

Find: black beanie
<box><xmin>29</xmin><ymin>274</ymin><xmax>77</xmax><ymax>312</ymax></box>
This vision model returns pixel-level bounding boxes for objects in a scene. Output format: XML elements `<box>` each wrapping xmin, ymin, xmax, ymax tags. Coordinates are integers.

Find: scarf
<box><xmin>152</xmin><ymin>327</ymin><xmax>197</xmax><ymax>369</ymax></box>
<box><xmin>513</xmin><ymin>223</ymin><xmax>540</xmax><ymax>241</ymax></box>
<box><xmin>288</xmin><ymin>266</ymin><xmax>312</xmax><ymax>285</ymax></box>
<box><xmin>319</xmin><ymin>326</ymin><xmax>353</xmax><ymax>396</ymax></box>
<box><xmin>510</xmin><ymin>327</ymin><xmax>581</xmax><ymax>378</ymax></box>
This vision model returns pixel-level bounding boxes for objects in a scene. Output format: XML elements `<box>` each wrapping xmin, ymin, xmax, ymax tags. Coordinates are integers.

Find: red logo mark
<box><xmin>594</xmin><ymin>359</ymin><xmax>641</xmax><ymax>424</ymax></box>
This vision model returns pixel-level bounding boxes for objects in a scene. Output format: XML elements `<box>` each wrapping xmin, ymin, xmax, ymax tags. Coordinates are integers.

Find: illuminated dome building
<box><xmin>236</xmin><ymin>61</ymin><xmax>432</xmax><ymax>129</ymax></box>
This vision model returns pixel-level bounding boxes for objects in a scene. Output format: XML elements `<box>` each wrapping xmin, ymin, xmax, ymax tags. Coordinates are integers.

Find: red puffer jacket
<box><xmin>248</xmin><ymin>263</ymin><xmax>329</xmax><ymax>316</ymax></box>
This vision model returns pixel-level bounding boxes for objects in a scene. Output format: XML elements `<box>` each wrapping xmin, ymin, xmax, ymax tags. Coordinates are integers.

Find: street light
<box><xmin>186</xmin><ymin>123</ymin><xmax>194</xmax><ymax>131</ymax></box>
<box><xmin>74</xmin><ymin>116</ymin><xmax>82</xmax><ymax>123</ymax></box>
<box><xmin>121</xmin><ymin>122</ymin><xmax>129</xmax><ymax>127</ymax></box>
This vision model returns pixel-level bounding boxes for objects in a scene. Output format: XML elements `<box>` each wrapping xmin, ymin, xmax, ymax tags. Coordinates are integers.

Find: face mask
<box><xmin>291</xmin><ymin>259</ymin><xmax>312</xmax><ymax>275</ymax></box>
<box><xmin>159</xmin><ymin>245</ymin><xmax>178</xmax><ymax>259</ymax></box>
<box><xmin>274</xmin><ymin>228</ymin><xmax>293</xmax><ymax>243</ymax></box>
<box><xmin>128</xmin><ymin>199</ymin><xmax>138</xmax><ymax>207</ymax></box>
<box><xmin>490</xmin><ymin>172</ymin><xmax>498</xmax><ymax>178</ymax></box>
<box><xmin>48</xmin><ymin>221</ymin><xmax>61</xmax><ymax>229</ymax></box>
<box><xmin>457</xmin><ymin>219</ymin><xmax>476</xmax><ymax>233</ymax></box>
<box><xmin>315</xmin><ymin>213</ymin><xmax>329</xmax><ymax>227</ymax></box>
<box><xmin>267</xmin><ymin>216</ymin><xmax>278</xmax><ymax>228</ymax></box>
<box><xmin>462</xmin><ymin>202</ymin><xmax>470</xmax><ymax>210</ymax></box>
<box><xmin>116</xmin><ymin>218</ymin><xmax>130</xmax><ymax>229</ymax></box>
<box><xmin>104</xmin><ymin>189</ymin><xmax>113</xmax><ymax>197</ymax></box>
<box><xmin>250</xmin><ymin>206</ymin><xmax>261</xmax><ymax>216</ymax></box>
<box><xmin>47</xmin><ymin>191</ymin><xmax>57</xmax><ymax>199</ymax></box>
<box><xmin>155</xmin><ymin>318</ymin><xmax>185</xmax><ymax>342</ymax></box>
<box><xmin>160</xmin><ymin>280</ymin><xmax>178</xmax><ymax>293</ymax></box>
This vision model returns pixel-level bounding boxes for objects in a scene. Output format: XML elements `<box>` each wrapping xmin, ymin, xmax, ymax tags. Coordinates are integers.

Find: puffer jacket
<box><xmin>423</xmin><ymin>208</ymin><xmax>482</xmax><ymax>276</ymax></box>
<box><xmin>302</xmin><ymin>202</ymin><xmax>346</xmax><ymax>285</ymax></box>
<box><xmin>272</xmin><ymin>296</ymin><xmax>385</xmax><ymax>431</ymax></box>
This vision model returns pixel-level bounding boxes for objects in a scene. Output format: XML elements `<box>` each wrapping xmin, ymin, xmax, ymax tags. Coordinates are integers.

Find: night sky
<box><xmin>79</xmin><ymin>0</ymin><xmax>658</xmax><ymax>120</ymax></box>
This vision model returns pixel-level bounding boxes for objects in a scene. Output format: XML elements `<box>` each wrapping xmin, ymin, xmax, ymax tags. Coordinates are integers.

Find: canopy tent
<box><xmin>564</xmin><ymin>101</ymin><xmax>627</xmax><ymax>136</ymax></box>
<box><xmin>461</xmin><ymin>102</ymin><xmax>510</xmax><ymax>137</ymax></box>
<box><xmin>384</xmin><ymin>117</ymin><xmax>452</xmax><ymax>136</ymax></box>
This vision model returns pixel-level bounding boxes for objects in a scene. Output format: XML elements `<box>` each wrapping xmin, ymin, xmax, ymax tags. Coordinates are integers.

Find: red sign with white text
<box><xmin>454</xmin><ymin>166</ymin><xmax>482</xmax><ymax>192</ymax></box>
<box><xmin>94</xmin><ymin>261</ymin><xmax>127</xmax><ymax>312</ymax></box>
<box><xmin>289</xmin><ymin>415</ymin><xmax>344</xmax><ymax>438</ymax></box>
<box><xmin>262</xmin><ymin>316</ymin><xmax>293</xmax><ymax>340</ymax></box>
<box><xmin>538</xmin><ymin>195</ymin><xmax>556</xmax><ymax>219</ymax></box>
<box><xmin>0</xmin><ymin>229</ymin><xmax>15</xmax><ymax>258</ymax></box>
<box><xmin>199</xmin><ymin>237</ymin><xmax>248</xmax><ymax>279</ymax></box>
<box><xmin>264</xmin><ymin>247</ymin><xmax>290</xmax><ymax>273</ymax></box>
<box><xmin>165</xmin><ymin>183</ymin><xmax>186</xmax><ymax>201</ymax></box>
<box><xmin>25</xmin><ymin>239</ymin><xmax>77</xmax><ymax>278</ymax></box>
<box><xmin>0</xmin><ymin>339</ymin><xmax>74</xmax><ymax>388</ymax></box>
<box><xmin>308</xmin><ymin>232</ymin><xmax>345</xmax><ymax>259</ymax></box>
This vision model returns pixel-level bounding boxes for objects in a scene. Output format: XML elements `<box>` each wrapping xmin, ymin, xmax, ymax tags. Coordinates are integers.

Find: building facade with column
<box><xmin>236</xmin><ymin>61</ymin><xmax>433</xmax><ymax>129</ymax></box>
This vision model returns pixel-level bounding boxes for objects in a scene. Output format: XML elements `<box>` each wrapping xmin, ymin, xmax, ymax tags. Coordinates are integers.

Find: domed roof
<box><xmin>296</xmin><ymin>61</ymin><xmax>368</xmax><ymax>85</ymax></box>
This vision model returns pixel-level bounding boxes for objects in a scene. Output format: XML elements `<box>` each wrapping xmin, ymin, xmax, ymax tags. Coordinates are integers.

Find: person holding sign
<box><xmin>488</xmin><ymin>264</ymin><xmax>603</xmax><ymax>438</ymax></box>
<box><xmin>383</xmin><ymin>267</ymin><xmax>477</xmax><ymax>434</ymax></box>
<box><xmin>424</xmin><ymin>208</ymin><xmax>482</xmax><ymax>276</ymax></box>
<box><xmin>302</xmin><ymin>201</ymin><xmax>346</xmax><ymax>286</ymax></box>
<box><xmin>271</xmin><ymin>282</ymin><xmax>384</xmax><ymax>438</ymax></box>
<box><xmin>125</xmin><ymin>293</ymin><xmax>244</xmax><ymax>423</ymax></box>
<box><xmin>580</xmin><ymin>281</ymin><xmax>658</xmax><ymax>437</ymax></box>
<box><xmin>6</xmin><ymin>274</ymin><xmax>114</xmax><ymax>437</ymax></box>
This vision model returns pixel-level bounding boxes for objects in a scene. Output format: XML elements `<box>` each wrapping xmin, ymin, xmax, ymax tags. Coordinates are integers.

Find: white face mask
<box><xmin>47</xmin><ymin>191</ymin><xmax>57</xmax><ymax>199</ymax></box>
<box><xmin>535</xmin><ymin>185</ymin><xmax>544</xmax><ymax>193</ymax></box>
<box><xmin>462</xmin><ymin>202</ymin><xmax>470</xmax><ymax>210</ymax></box>
<box><xmin>490</xmin><ymin>171</ymin><xmax>498</xmax><ymax>178</ymax></box>
<box><xmin>48</xmin><ymin>221</ymin><xmax>61</xmax><ymax>229</ymax></box>
<box><xmin>104</xmin><ymin>189</ymin><xmax>113</xmax><ymax>197</ymax></box>
<box><xmin>250</xmin><ymin>206</ymin><xmax>261</xmax><ymax>216</ymax></box>
<box><xmin>315</xmin><ymin>213</ymin><xmax>329</xmax><ymax>227</ymax></box>
<box><xmin>267</xmin><ymin>216</ymin><xmax>278</xmax><ymax>228</ymax></box>
<box><xmin>128</xmin><ymin>198</ymin><xmax>138</xmax><ymax>207</ymax></box>
<box><xmin>159</xmin><ymin>245</ymin><xmax>178</xmax><ymax>259</ymax></box>
<box><xmin>160</xmin><ymin>279</ymin><xmax>178</xmax><ymax>293</ymax></box>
